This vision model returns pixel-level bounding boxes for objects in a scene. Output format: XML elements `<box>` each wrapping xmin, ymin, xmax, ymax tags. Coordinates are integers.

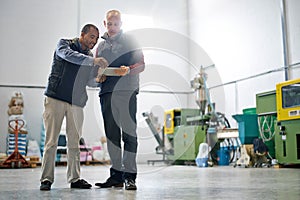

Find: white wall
<box><xmin>0</xmin><ymin>0</ymin><xmax>299</xmax><ymax>163</ymax></box>
<box><xmin>188</xmin><ymin>0</ymin><xmax>300</xmax><ymax>126</ymax></box>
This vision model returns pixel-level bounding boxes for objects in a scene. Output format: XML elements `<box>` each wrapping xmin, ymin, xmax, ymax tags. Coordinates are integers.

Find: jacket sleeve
<box><xmin>56</xmin><ymin>39</ymin><xmax>94</xmax><ymax>66</ymax></box>
<box><xmin>128</xmin><ymin>49</ymin><xmax>145</xmax><ymax>75</ymax></box>
<box><xmin>86</xmin><ymin>66</ymin><xmax>101</xmax><ymax>88</ymax></box>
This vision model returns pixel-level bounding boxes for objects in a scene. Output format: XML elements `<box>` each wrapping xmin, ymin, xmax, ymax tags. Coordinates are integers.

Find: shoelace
<box><xmin>126</xmin><ymin>180</ymin><xmax>135</xmax><ymax>185</ymax></box>
<box><xmin>42</xmin><ymin>181</ymin><xmax>51</xmax><ymax>185</ymax></box>
<box><xmin>79</xmin><ymin>179</ymin><xmax>90</xmax><ymax>185</ymax></box>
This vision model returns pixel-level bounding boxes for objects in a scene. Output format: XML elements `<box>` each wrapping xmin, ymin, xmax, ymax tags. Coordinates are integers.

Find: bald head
<box><xmin>106</xmin><ymin>9</ymin><xmax>121</xmax><ymax>20</ymax></box>
<box><xmin>104</xmin><ymin>9</ymin><xmax>122</xmax><ymax>37</ymax></box>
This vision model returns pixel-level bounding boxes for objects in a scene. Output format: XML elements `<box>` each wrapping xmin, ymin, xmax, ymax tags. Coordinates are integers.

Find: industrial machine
<box><xmin>162</xmin><ymin>67</ymin><xmax>231</xmax><ymax>164</ymax></box>
<box><xmin>255</xmin><ymin>90</ymin><xmax>277</xmax><ymax>167</ymax></box>
<box><xmin>274</xmin><ymin>78</ymin><xmax>300</xmax><ymax>164</ymax></box>
<box><xmin>163</xmin><ymin>108</ymin><xmax>208</xmax><ymax>163</ymax></box>
<box><xmin>143</xmin><ymin>66</ymin><xmax>236</xmax><ymax>165</ymax></box>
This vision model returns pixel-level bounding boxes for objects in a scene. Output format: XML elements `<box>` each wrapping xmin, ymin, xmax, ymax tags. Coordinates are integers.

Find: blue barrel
<box><xmin>217</xmin><ymin>149</ymin><xmax>230</xmax><ymax>166</ymax></box>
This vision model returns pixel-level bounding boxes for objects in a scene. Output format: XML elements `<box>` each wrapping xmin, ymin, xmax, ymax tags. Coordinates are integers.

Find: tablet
<box><xmin>98</xmin><ymin>67</ymin><xmax>121</xmax><ymax>76</ymax></box>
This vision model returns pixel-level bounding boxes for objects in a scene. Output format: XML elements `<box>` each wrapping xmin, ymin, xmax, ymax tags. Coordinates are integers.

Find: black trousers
<box><xmin>100</xmin><ymin>91</ymin><xmax>138</xmax><ymax>181</ymax></box>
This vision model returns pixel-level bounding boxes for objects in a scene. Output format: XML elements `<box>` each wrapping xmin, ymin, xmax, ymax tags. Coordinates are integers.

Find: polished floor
<box><xmin>0</xmin><ymin>163</ymin><xmax>299</xmax><ymax>200</ymax></box>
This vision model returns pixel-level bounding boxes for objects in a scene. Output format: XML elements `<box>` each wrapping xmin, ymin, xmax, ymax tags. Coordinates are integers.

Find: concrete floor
<box><xmin>0</xmin><ymin>163</ymin><xmax>299</xmax><ymax>200</ymax></box>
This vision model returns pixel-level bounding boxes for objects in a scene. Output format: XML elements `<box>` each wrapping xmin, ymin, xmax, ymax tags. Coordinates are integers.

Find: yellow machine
<box><xmin>276</xmin><ymin>78</ymin><xmax>300</xmax><ymax>121</ymax></box>
<box><xmin>275</xmin><ymin>78</ymin><xmax>300</xmax><ymax>164</ymax></box>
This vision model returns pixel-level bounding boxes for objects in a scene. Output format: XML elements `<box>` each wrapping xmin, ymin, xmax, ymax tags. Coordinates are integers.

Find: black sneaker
<box><xmin>95</xmin><ymin>177</ymin><xmax>124</xmax><ymax>188</ymax></box>
<box><xmin>40</xmin><ymin>180</ymin><xmax>52</xmax><ymax>191</ymax></box>
<box><xmin>70</xmin><ymin>179</ymin><xmax>92</xmax><ymax>189</ymax></box>
<box><xmin>125</xmin><ymin>179</ymin><xmax>137</xmax><ymax>190</ymax></box>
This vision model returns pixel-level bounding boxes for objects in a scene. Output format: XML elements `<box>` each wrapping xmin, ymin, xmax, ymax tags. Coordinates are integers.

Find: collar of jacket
<box><xmin>72</xmin><ymin>38</ymin><xmax>90</xmax><ymax>55</ymax></box>
<box><xmin>101</xmin><ymin>30</ymin><xmax>123</xmax><ymax>41</ymax></box>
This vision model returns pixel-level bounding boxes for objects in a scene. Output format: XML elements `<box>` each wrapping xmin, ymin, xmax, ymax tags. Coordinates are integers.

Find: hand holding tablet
<box><xmin>95</xmin><ymin>66</ymin><xmax>130</xmax><ymax>83</ymax></box>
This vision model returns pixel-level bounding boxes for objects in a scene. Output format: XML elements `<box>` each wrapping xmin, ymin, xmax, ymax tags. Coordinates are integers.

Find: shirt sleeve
<box><xmin>56</xmin><ymin>39</ymin><xmax>94</xmax><ymax>66</ymax></box>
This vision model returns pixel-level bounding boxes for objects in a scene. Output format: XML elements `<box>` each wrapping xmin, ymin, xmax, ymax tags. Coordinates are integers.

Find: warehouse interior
<box><xmin>0</xmin><ymin>0</ymin><xmax>300</xmax><ymax>199</ymax></box>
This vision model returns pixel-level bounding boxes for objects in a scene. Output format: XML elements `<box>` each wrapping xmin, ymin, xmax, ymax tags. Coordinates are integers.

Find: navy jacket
<box><xmin>44</xmin><ymin>38</ymin><xmax>95</xmax><ymax>107</ymax></box>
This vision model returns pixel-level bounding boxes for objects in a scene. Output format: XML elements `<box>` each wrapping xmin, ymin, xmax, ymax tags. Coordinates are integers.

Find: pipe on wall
<box><xmin>280</xmin><ymin>0</ymin><xmax>290</xmax><ymax>81</ymax></box>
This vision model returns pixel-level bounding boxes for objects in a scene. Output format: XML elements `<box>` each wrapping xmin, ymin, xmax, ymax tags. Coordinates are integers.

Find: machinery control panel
<box><xmin>276</xmin><ymin>78</ymin><xmax>300</xmax><ymax>121</ymax></box>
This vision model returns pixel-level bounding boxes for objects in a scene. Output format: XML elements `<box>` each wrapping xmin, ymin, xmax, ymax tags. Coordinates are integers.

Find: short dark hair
<box><xmin>81</xmin><ymin>24</ymin><xmax>99</xmax><ymax>34</ymax></box>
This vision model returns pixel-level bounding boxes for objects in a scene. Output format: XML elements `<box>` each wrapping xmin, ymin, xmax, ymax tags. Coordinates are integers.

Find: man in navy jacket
<box><xmin>40</xmin><ymin>24</ymin><xmax>108</xmax><ymax>191</ymax></box>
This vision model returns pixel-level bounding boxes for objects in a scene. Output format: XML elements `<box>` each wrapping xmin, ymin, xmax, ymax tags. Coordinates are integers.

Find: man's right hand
<box><xmin>94</xmin><ymin>57</ymin><xmax>108</xmax><ymax>68</ymax></box>
<box><xmin>96</xmin><ymin>74</ymin><xmax>106</xmax><ymax>83</ymax></box>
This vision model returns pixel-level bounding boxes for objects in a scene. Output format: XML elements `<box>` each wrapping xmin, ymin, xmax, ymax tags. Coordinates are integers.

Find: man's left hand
<box><xmin>114</xmin><ymin>66</ymin><xmax>130</xmax><ymax>76</ymax></box>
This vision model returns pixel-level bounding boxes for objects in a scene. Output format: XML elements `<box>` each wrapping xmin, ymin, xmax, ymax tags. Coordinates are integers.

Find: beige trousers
<box><xmin>40</xmin><ymin>97</ymin><xmax>84</xmax><ymax>183</ymax></box>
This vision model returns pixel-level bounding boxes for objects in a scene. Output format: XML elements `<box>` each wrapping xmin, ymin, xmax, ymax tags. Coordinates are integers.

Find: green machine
<box><xmin>145</xmin><ymin>67</ymin><xmax>231</xmax><ymax>165</ymax></box>
<box><xmin>164</xmin><ymin>108</ymin><xmax>207</xmax><ymax>163</ymax></box>
<box><xmin>162</xmin><ymin>67</ymin><xmax>231</xmax><ymax>164</ymax></box>
<box><xmin>275</xmin><ymin>120</ymin><xmax>300</xmax><ymax>164</ymax></box>
<box><xmin>256</xmin><ymin>90</ymin><xmax>277</xmax><ymax>159</ymax></box>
